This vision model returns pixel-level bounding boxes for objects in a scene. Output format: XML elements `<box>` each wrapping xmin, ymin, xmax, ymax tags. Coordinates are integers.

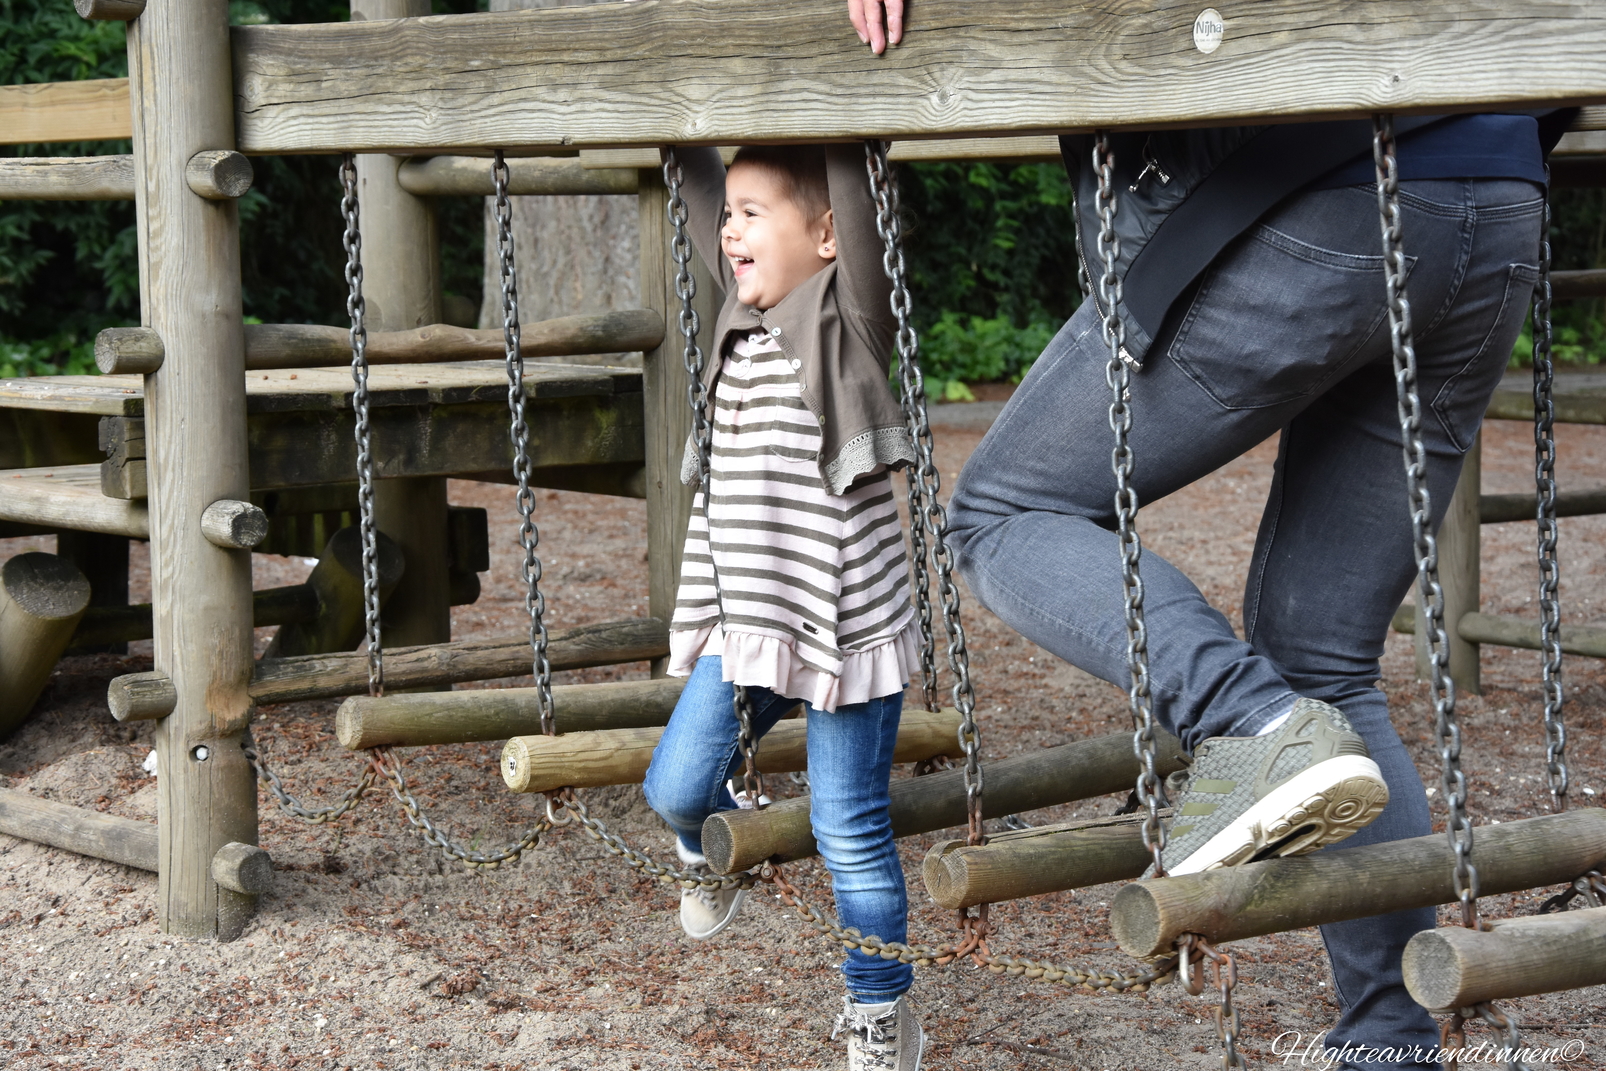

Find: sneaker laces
<box><xmin>687</xmin><ymin>866</ymin><xmax>725</xmax><ymax>912</ymax></box>
<box><xmin>831</xmin><ymin>997</ymin><xmax>900</xmax><ymax>1068</ymax></box>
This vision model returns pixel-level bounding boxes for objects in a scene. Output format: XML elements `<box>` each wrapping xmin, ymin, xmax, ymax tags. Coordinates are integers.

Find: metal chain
<box><xmin>1443</xmin><ymin>1003</ymin><xmax>1537</xmax><ymax>1071</ymax></box>
<box><xmin>1538</xmin><ymin>869</ymin><xmax>1606</xmax><ymax>913</ymax></box>
<box><xmin>243</xmin><ymin>741</ymin><xmax>376</xmax><ymax>824</ymax></box>
<box><xmin>1091</xmin><ymin>133</ymin><xmax>1166</xmax><ymax>876</ymax></box>
<box><xmin>494</xmin><ymin>150</ymin><xmax>555</xmax><ymax>735</ymax></box>
<box><xmin>1373</xmin><ymin>115</ymin><xmax>1479</xmax><ymax>926</ymax></box>
<box><xmin>1530</xmin><ymin>177</ymin><xmax>1568</xmax><ymax>811</ymax></box>
<box><xmin>1178</xmin><ymin>936</ymin><xmax>1247</xmax><ymax>1070</ymax></box>
<box><xmin>369</xmin><ymin>746</ymin><xmax>548</xmax><ymax>868</ymax></box>
<box><xmin>546</xmin><ymin>791</ymin><xmax>755</xmax><ymax>890</ymax></box>
<box><xmin>864</xmin><ymin>140</ymin><xmax>982</xmax><ymax>846</ymax></box>
<box><xmin>341</xmin><ymin>154</ymin><xmax>383</xmax><ymax>697</ymax></box>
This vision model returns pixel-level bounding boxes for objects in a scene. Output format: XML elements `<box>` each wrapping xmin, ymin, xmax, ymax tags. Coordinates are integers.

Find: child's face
<box><xmin>721</xmin><ymin>162</ymin><xmax>836</xmax><ymax>311</ymax></box>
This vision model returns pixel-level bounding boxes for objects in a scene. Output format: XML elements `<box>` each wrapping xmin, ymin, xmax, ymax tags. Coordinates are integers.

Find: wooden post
<box><xmin>702</xmin><ymin>728</ymin><xmax>1187</xmax><ymax>874</ymax></box>
<box><xmin>349</xmin><ymin>0</ymin><xmax>451</xmax><ymax>655</ymax></box>
<box><xmin>1402</xmin><ymin>906</ymin><xmax>1606</xmax><ymax>1011</ymax></box>
<box><xmin>264</xmin><ymin>526</ymin><xmax>405</xmax><ymax>658</ymax></box>
<box><xmin>0</xmin><ymin>553</ymin><xmax>92</xmax><ymax>735</ymax></box>
<box><xmin>127</xmin><ymin>0</ymin><xmax>258</xmax><ymax>939</ymax></box>
<box><xmin>922</xmin><ymin>814</ymin><xmax>1159</xmax><ymax>910</ymax></box>
<box><xmin>638</xmin><ymin>166</ymin><xmax>710</xmax><ymax>676</ymax></box>
<box><xmin>1108</xmin><ymin>808</ymin><xmax>1606</xmax><ymax>960</ymax></box>
<box><xmin>1417</xmin><ymin>432</ymin><xmax>1480</xmax><ymax>694</ymax></box>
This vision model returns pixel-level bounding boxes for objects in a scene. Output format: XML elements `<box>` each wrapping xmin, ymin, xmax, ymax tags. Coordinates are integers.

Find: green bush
<box><xmin>907</xmin><ymin>312</ymin><xmax>1061</xmax><ymax>401</ymax></box>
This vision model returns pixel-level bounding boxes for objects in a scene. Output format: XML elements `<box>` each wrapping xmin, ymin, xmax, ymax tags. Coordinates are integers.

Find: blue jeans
<box><xmin>949</xmin><ymin>180</ymin><xmax>1544</xmax><ymax>1068</ymax></box>
<box><xmin>643</xmin><ymin>656</ymin><xmax>913</xmax><ymax>1001</ymax></box>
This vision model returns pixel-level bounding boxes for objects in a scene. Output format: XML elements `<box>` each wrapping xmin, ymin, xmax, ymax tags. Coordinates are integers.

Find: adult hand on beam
<box><xmin>847</xmin><ymin>0</ymin><xmax>903</xmax><ymax>55</ymax></box>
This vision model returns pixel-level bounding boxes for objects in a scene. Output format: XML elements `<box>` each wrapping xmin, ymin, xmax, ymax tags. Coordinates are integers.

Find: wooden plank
<box><xmin>1403</xmin><ymin>907</ymin><xmax>1606</xmax><ymax>1011</ymax></box>
<box><xmin>1458</xmin><ymin>611</ymin><xmax>1606</xmax><ymax>659</ymax></box>
<box><xmin>0</xmin><ymin>466</ymin><xmax>149</xmax><ymax>538</ymax></box>
<box><xmin>231</xmin><ymin>2</ymin><xmax>1606</xmax><ymax>155</ymax></box>
<box><xmin>1109</xmin><ymin>809</ymin><xmax>1606</xmax><ymax>959</ymax></box>
<box><xmin>1486</xmin><ymin>371</ymin><xmax>1606</xmax><ymax>425</ymax></box>
<box><xmin>1480</xmin><ymin>486</ymin><xmax>1606</xmax><ymax>523</ymax></box>
<box><xmin>0</xmin><ymin>156</ymin><xmax>136</xmax><ymax>200</ymax></box>
<box><xmin>251</xmin><ymin>616</ymin><xmax>668</xmax><ymax>704</ymax></box>
<box><xmin>582</xmin><ymin>139</ymin><xmax>1059</xmax><ymax>170</ymax></box>
<box><xmin>400</xmin><ymin>155</ymin><xmax>638</xmax><ymax>195</ymax></box>
<box><xmin>0</xmin><ymin>79</ymin><xmax>132</xmax><ymax>146</ymax></box>
<box><xmin>0</xmin><ymin>788</ymin><xmax>157</xmax><ymax>872</ymax></box>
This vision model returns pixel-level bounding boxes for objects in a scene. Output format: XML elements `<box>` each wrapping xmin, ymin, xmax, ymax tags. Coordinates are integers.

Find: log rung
<box><xmin>1403</xmin><ymin>906</ymin><xmax>1606</xmax><ymax>1011</ymax></box>
<box><xmin>0</xmin><ymin>155</ymin><xmax>136</xmax><ymax>200</ymax></box>
<box><xmin>923</xmin><ymin>813</ymin><xmax>1161</xmax><ymax>910</ymax></box>
<box><xmin>0</xmin><ymin>466</ymin><xmax>149</xmax><ymax>539</ymax></box>
<box><xmin>501</xmin><ymin>708</ymin><xmax>963</xmax><ymax>793</ymax></box>
<box><xmin>0</xmin><ymin>786</ymin><xmax>157</xmax><ymax>872</ymax></box>
<box><xmin>1392</xmin><ymin>606</ymin><xmax>1606</xmax><ymax>659</ymax></box>
<box><xmin>397</xmin><ymin>155</ymin><xmax>637</xmax><ymax>197</ymax></box>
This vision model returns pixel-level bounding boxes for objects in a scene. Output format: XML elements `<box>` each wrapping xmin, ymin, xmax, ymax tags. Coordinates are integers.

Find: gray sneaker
<box><xmin>1149</xmin><ymin>698</ymin><xmax>1389</xmax><ymax>876</ymax></box>
<box><xmin>676</xmin><ymin>842</ymin><xmax>747</xmax><ymax>940</ymax></box>
<box><xmin>832</xmin><ymin>995</ymin><xmax>924</xmax><ymax>1071</ymax></box>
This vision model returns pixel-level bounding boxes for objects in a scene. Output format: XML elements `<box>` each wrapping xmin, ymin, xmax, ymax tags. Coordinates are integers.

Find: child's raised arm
<box><xmin>662</xmin><ymin>146</ymin><xmax>735</xmax><ymax>298</ymax></box>
<box><xmin>824</xmin><ymin>144</ymin><xmax>896</xmax><ymax>355</ymax></box>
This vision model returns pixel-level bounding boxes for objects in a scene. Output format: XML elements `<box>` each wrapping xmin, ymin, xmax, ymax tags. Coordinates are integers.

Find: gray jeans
<box><xmin>948</xmin><ymin>179</ymin><xmax>1544</xmax><ymax>1068</ymax></box>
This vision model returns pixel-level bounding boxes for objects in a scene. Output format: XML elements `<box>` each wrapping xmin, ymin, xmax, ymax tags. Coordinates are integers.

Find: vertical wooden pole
<box><xmin>56</xmin><ymin>531</ymin><xmax>130</xmax><ymax>654</ymax></box>
<box><xmin>352</xmin><ymin>0</ymin><xmax>450</xmax><ymax>650</ymax></box>
<box><xmin>126</xmin><ymin>0</ymin><xmax>257</xmax><ymax>938</ymax></box>
<box><xmin>1417</xmin><ymin>431</ymin><xmax>1481</xmax><ymax>695</ymax></box>
<box><xmin>637</xmin><ymin>167</ymin><xmax>712</xmax><ymax>676</ymax></box>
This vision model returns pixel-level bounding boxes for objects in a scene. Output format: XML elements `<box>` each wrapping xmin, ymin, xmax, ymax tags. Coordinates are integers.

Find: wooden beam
<box><xmin>337</xmin><ymin>677</ymin><xmax>685</xmax><ymax>749</ymax></box>
<box><xmin>0</xmin><ymin>466</ymin><xmax>149</xmax><ymax>538</ymax></box>
<box><xmin>1109</xmin><ymin>808</ymin><xmax>1606</xmax><ymax>960</ymax></box>
<box><xmin>1403</xmin><ymin>907</ymin><xmax>1606</xmax><ymax>1011</ymax></box>
<box><xmin>73</xmin><ymin>583</ymin><xmax>319</xmax><ymax>648</ymax></box>
<box><xmin>0</xmin><ymin>156</ymin><xmax>136</xmax><ymax>200</ymax></box>
<box><xmin>230</xmin><ymin>2</ymin><xmax>1606</xmax><ymax>156</ymax></box>
<box><xmin>200</xmin><ymin>499</ymin><xmax>269</xmax><ymax>549</ymax></box>
<box><xmin>264</xmin><ymin>526</ymin><xmax>405</xmax><ymax>658</ymax></box>
<box><xmin>75</xmin><ymin>0</ymin><xmax>147</xmax><ymax>21</ymax></box>
<box><xmin>1487</xmin><ymin>373</ymin><xmax>1606</xmax><ymax>425</ymax></box>
<box><xmin>211</xmin><ymin>841</ymin><xmax>274</xmax><ymax>896</ymax></box>
<box><xmin>1552</xmin><ymin>268</ymin><xmax>1606</xmax><ymax>299</ymax></box>
<box><xmin>922</xmin><ymin>814</ymin><xmax>1158</xmax><ymax>910</ymax></box>
<box><xmin>0</xmin><ymin>553</ymin><xmax>92</xmax><ymax>736</ymax></box>
<box><xmin>1416</xmin><ymin>432</ymin><xmax>1479</xmax><ymax>694</ymax></box>
<box><xmin>108</xmin><ymin>670</ymin><xmax>179</xmax><ymax>722</ymax></box>
<box><xmin>503</xmin><ymin>708</ymin><xmax>960</xmax><ymax>792</ymax></box>
<box><xmin>1458</xmin><ymin>611</ymin><xmax>1606</xmax><ymax>659</ymax></box>
<box><xmin>0</xmin><ymin>787</ymin><xmax>157</xmax><ymax>872</ymax></box>
<box><xmin>0</xmin><ymin>79</ymin><xmax>132</xmax><ymax>146</ymax></box>
<box><xmin>1480</xmin><ymin>487</ymin><xmax>1606</xmax><ymax>523</ymax></box>
<box><xmin>250</xmin><ymin>616</ymin><xmax>668</xmax><ymax>704</ymax></box>
<box><xmin>398</xmin><ymin>155</ymin><xmax>638</xmax><ymax>196</ymax></box>
<box><xmin>702</xmin><ymin>728</ymin><xmax>1188</xmax><ymax>874</ymax></box>
<box><xmin>185</xmin><ymin>150</ymin><xmax>255</xmax><ymax>200</ymax></box>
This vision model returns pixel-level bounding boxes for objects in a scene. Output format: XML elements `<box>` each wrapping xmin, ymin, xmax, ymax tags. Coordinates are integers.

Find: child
<box><xmin>641</xmin><ymin>143</ymin><xmax>924</xmax><ymax>1071</ymax></box>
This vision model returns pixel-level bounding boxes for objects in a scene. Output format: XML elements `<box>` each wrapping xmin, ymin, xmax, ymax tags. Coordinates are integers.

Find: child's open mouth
<box><xmin>732</xmin><ymin>256</ymin><xmax>754</xmax><ymax>276</ymax></box>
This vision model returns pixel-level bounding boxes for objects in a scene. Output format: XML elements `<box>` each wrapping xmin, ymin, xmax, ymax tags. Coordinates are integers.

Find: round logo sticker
<box><xmin>1193</xmin><ymin>8</ymin><xmax>1224</xmax><ymax>54</ymax></box>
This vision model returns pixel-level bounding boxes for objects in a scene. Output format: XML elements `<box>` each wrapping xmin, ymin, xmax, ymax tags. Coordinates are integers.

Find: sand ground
<box><xmin>2</xmin><ymin>406</ymin><xmax>1604</xmax><ymax>1071</ymax></box>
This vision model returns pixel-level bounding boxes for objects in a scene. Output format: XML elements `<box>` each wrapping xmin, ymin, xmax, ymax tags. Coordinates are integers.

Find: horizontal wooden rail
<box><xmin>1479</xmin><ymin>487</ymin><xmax>1606</xmax><ymax>523</ymax></box>
<box><xmin>1392</xmin><ymin>606</ymin><xmax>1606</xmax><ymax>658</ymax></box>
<box><xmin>337</xmin><ymin>677</ymin><xmax>684</xmax><ymax>749</ymax></box>
<box><xmin>1403</xmin><ymin>907</ymin><xmax>1606</xmax><ymax>1011</ymax></box>
<box><xmin>0</xmin><ymin>79</ymin><xmax>131</xmax><ymax>146</ymax></box>
<box><xmin>232</xmin><ymin>3</ymin><xmax>1606</xmax><ymax>155</ymax></box>
<box><xmin>1487</xmin><ymin>385</ymin><xmax>1606</xmax><ymax>425</ymax></box>
<box><xmin>0</xmin><ymin>787</ymin><xmax>157</xmax><ymax>872</ymax></box>
<box><xmin>0</xmin><ymin>466</ymin><xmax>149</xmax><ymax>538</ymax></box>
<box><xmin>502</xmin><ymin>708</ymin><xmax>960</xmax><ymax>792</ymax></box>
<box><xmin>923</xmin><ymin>814</ymin><xmax>1156</xmax><ymax>910</ymax></box>
<box><xmin>1110</xmin><ymin>808</ymin><xmax>1606</xmax><ymax>959</ymax></box>
<box><xmin>73</xmin><ymin>583</ymin><xmax>317</xmax><ymax>648</ymax></box>
<box><xmin>1552</xmin><ymin>268</ymin><xmax>1606</xmax><ymax>299</ymax></box>
<box><xmin>398</xmin><ymin>155</ymin><xmax>637</xmax><ymax>196</ymax></box>
<box><xmin>702</xmin><ymin>727</ymin><xmax>1187</xmax><ymax>874</ymax></box>
<box><xmin>250</xmin><ymin>616</ymin><xmax>667</xmax><ymax>704</ymax></box>
<box><xmin>0</xmin><ymin>155</ymin><xmax>135</xmax><ymax>199</ymax></box>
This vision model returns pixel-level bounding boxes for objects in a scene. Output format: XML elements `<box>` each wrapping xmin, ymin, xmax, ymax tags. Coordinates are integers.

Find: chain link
<box><xmin>494</xmin><ymin>151</ymin><xmax>556</xmax><ymax>736</ymax></box>
<box><xmin>1090</xmin><ymin>133</ymin><xmax>1167</xmax><ymax>876</ymax></box>
<box><xmin>1530</xmin><ymin>177</ymin><xmax>1568</xmax><ymax>812</ymax></box>
<box><xmin>548</xmin><ymin>791</ymin><xmax>756</xmax><ymax>890</ymax></box>
<box><xmin>864</xmin><ymin>140</ymin><xmax>983</xmax><ymax>846</ymax></box>
<box><xmin>1442</xmin><ymin>1003</ymin><xmax>1537</xmax><ymax>1071</ymax></box>
<box><xmin>1373</xmin><ymin>115</ymin><xmax>1479</xmax><ymax>926</ymax></box>
<box><xmin>1177</xmin><ymin>936</ymin><xmax>1247</xmax><ymax>1070</ymax></box>
<box><xmin>244</xmin><ymin>741</ymin><xmax>376</xmax><ymax>824</ymax></box>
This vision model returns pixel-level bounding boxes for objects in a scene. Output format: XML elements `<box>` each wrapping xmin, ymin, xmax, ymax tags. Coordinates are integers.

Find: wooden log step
<box><xmin>236</xmin><ymin>310</ymin><xmax>662</xmax><ymax>370</ymax></box>
<box><xmin>397</xmin><ymin>155</ymin><xmax>638</xmax><ymax>197</ymax></box>
<box><xmin>702</xmin><ymin>728</ymin><xmax>1188</xmax><ymax>875</ymax></box>
<box><xmin>502</xmin><ymin>708</ymin><xmax>962</xmax><ymax>793</ymax></box>
<box><xmin>1109</xmin><ymin>808</ymin><xmax>1606</xmax><ymax>960</ymax></box>
<box><xmin>337</xmin><ymin>677</ymin><xmax>684</xmax><ymax>750</ymax></box>
<box><xmin>1480</xmin><ymin>487</ymin><xmax>1606</xmax><ymax>523</ymax></box>
<box><xmin>1392</xmin><ymin>607</ymin><xmax>1606</xmax><ymax>659</ymax></box>
<box><xmin>923</xmin><ymin>813</ymin><xmax>1161</xmax><ymax>910</ymax></box>
<box><xmin>251</xmin><ymin>616</ymin><xmax>667</xmax><ymax>705</ymax></box>
<box><xmin>0</xmin><ymin>155</ymin><xmax>136</xmax><ymax>200</ymax></box>
<box><xmin>1402</xmin><ymin>906</ymin><xmax>1606</xmax><ymax>1011</ymax></box>
<box><xmin>0</xmin><ymin>553</ymin><xmax>92</xmax><ymax>736</ymax></box>
<box><xmin>0</xmin><ymin>787</ymin><xmax>157</xmax><ymax>872</ymax></box>
<box><xmin>0</xmin><ymin>466</ymin><xmax>149</xmax><ymax>538</ymax></box>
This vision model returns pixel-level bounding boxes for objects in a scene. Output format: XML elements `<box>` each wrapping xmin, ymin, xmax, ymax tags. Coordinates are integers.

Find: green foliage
<box><xmin>1509</xmin><ymin>188</ymin><xmax>1606</xmax><ymax>369</ymax></box>
<box><xmin>907</xmin><ymin>312</ymin><xmax>1060</xmax><ymax>401</ymax></box>
<box><xmin>0</xmin><ymin>328</ymin><xmax>97</xmax><ymax>379</ymax></box>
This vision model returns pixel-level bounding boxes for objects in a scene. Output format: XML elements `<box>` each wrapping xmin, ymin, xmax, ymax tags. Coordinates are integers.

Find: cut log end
<box><xmin>211</xmin><ymin>841</ymin><xmax>274</xmax><ymax>895</ymax></box>
<box><xmin>94</xmin><ymin>326</ymin><xmax>164</xmax><ymax>375</ymax></box>
<box><xmin>201</xmin><ymin>499</ymin><xmax>270</xmax><ymax>549</ymax></box>
<box><xmin>108</xmin><ymin>670</ymin><xmax>178</xmax><ymax>722</ymax></box>
<box><xmin>1402</xmin><ymin>907</ymin><xmax>1606</xmax><ymax>1011</ymax></box>
<box><xmin>186</xmin><ymin>150</ymin><xmax>254</xmax><ymax>200</ymax></box>
<box><xmin>74</xmin><ymin>0</ymin><xmax>145</xmax><ymax>20</ymax></box>
<box><xmin>2</xmin><ymin>552</ymin><xmax>92</xmax><ymax>621</ymax></box>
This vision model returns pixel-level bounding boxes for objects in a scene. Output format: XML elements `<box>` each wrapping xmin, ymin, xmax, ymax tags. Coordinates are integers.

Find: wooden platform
<box><xmin>0</xmin><ymin>466</ymin><xmax>149</xmax><ymax>538</ymax></box>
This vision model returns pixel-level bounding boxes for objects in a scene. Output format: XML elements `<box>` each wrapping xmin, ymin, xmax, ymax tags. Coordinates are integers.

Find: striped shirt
<box><xmin>669</xmin><ymin>329</ymin><xmax>915</xmax><ymax>711</ymax></box>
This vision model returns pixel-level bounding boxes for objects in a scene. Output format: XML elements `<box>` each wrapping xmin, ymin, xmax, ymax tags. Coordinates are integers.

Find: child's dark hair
<box><xmin>730</xmin><ymin>145</ymin><xmax>830</xmax><ymax>222</ymax></box>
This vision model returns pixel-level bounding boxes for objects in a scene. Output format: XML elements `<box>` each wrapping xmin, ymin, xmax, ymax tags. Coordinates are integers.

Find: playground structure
<box><xmin>4</xmin><ymin>0</ymin><xmax>1606</xmax><ymax>1063</ymax></box>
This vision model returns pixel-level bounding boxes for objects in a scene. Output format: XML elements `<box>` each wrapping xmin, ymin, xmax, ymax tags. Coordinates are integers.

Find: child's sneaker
<box><xmin>676</xmin><ymin>842</ymin><xmax>747</xmax><ymax>940</ymax></box>
<box><xmin>1149</xmin><ymin>698</ymin><xmax>1390</xmax><ymax>876</ymax></box>
<box><xmin>832</xmin><ymin>995</ymin><xmax>924</xmax><ymax>1071</ymax></box>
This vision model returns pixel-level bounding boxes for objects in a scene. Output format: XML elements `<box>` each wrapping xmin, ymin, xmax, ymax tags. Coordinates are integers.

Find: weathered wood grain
<box><xmin>0</xmin><ymin>553</ymin><xmax>92</xmax><ymax>735</ymax></box>
<box><xmin>1109</xmin><ymin>809</ymin><xmax>1606</xmax><ymax>959</ymax></box>
<box><xmin>108</xmin><ymin>670</ymin><xmax>179</xmax><ymax>722</ymax></box>
<box><xmin>0</xmin><ymin>787</ymin><xmax>157</xmax><ymax>872</ymax></box>
<box><xmin>264</xmin><ymin>526</ymin><xmax>404</xmax><ymax>658</ymax></box>
<box><xmin>703</xmin><ymin>728</ymin><xmax>1188</xmax><ymax>874</ymax></box>
<box><xmin>502</xmin><ymin>708</ymin><xmax>960</xmax><ymax>792</ymax></box>
<box><xmin>0</xmin><ymin>79</ymin><xmax>131</xmax><ymax>146</ymax></box>
<box><xmin>1480</xmin><ymin>487</ymin><xmax>1606</xmax><ymax>524</ymax></box>
<box><xmin>1403</xmin><ymin>907</ymin><xmax>1606</xmax><ymax>1011</ymax></box>
<box><xmin>251</xmin><ymin>616</ymin><xmax>667</xmax><ymax>704</ymax></box>
<box><xmin>95</xmin><ymin>327</ymin><xmax>165</xmax><ymax>374</ymax></box>
<box><xmin>210</xmin><ymin>841</ymin><xmax>274</xmax><ymax>895</ymax></box>
<box><xmin>0</xmin><ymin>466</ymin><xmax>150</xmax><ymax>538</ymax></box>
<box><xmin>231</xmin><ymin>2</ymin><xmax>1606</xmax><ymax>155</ymax></box>
<box><xmin>0</xmin><ymin>156</ymin><xmax>136</xmax><ymax>200</ymax></box>
<box><xmin>922</xmin><ymin>814</ymin><xmax>1159</xmax><ymax>910</ymax></box>
<box><xmin>1487</xmin><ymin>370</ymin><xmax>1606</xmax><ymax>425</ymax></box>
<box><xmin>185</xmin><ymin>149</ymin><xmax>254</xmax><ymax>199</ymax></box>
<box><xmin>399</xmin><ymin>155</ymin><xmax>637</xmax><ymax>196</ymax></box>
<box><xmin>200</xmin><ymin>499</ymin><xmax>269</xmax><ymax>549</ymax></box>
<box><xmin>75</xmin><ymin>0</ymin><xmax>147</xmax><ymax>21</ymax></box>
<box><xmin>1458</xmin><ymin>611</ymin><xmax>1606</xmax><ymax>659</ymax></box>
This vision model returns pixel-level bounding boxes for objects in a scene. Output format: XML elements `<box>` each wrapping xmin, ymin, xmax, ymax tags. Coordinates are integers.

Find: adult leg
<box><xmin>805</xmin><ymin>690</ymin><xmax>912</xmax><ymax>1002</ymax></box>
<box><xmin>643</xmin><ymin>656</ymin><xmax>799</xmax><ymax>855</ymax></box>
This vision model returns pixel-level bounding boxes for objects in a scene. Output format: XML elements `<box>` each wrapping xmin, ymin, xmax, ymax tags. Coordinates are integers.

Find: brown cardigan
<box><xmin>672</xmin><ymin>144</ymin><xmax>914</xmax><ymax>495</ymax></box>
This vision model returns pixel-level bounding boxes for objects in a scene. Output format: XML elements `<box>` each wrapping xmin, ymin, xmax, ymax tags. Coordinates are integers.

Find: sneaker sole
<box><xmin>1168</xmin><ymin>755</ymin><xmax>1389</xmax><ymax>875</ymax></box>
<box><xmin>681</xmin><ymin>887</ymin><xmax>748</xmax><ymax>941</ymax></box>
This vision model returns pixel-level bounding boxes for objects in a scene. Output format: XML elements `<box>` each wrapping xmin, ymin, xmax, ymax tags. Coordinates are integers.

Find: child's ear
<box><xmin>817</xmin><ymin>208</ymin><xmax>837</xmax><ymax>260</ymax></box>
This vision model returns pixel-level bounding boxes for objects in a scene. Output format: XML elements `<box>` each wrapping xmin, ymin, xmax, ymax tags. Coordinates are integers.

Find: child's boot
<box><xmin>675</xmin><ymin>842</ymin><xmax>747</xmax><ymax>940</ymax></box>
<box><xmin>832</xmin><ymin>994</ymin><xmax>924</xmax><ymax>1071</ymax></box>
